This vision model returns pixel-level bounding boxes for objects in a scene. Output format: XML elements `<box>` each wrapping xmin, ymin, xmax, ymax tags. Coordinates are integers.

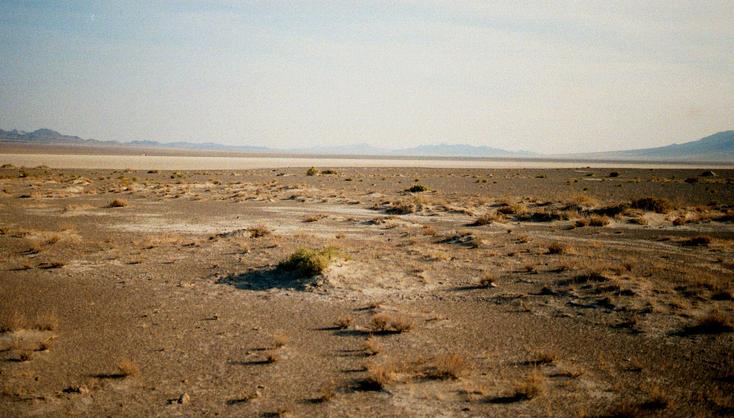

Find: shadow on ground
<box><xmin>216</xmin><ymin>267</ymin><xmax>317</xmax><ymax>291</ymax></box>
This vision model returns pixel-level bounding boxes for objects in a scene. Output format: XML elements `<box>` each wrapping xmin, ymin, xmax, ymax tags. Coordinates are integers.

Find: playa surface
<box><xmin>1</xmin><ymin>160</ymin><xmax>733</xmax><ymax>416</ymax></box>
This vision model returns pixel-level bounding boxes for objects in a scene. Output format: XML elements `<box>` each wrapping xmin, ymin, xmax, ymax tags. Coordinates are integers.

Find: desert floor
<box><xmin>1</xmin><ymin>164</ymin><xmax>733</xmax><ymax>417</ymax></box>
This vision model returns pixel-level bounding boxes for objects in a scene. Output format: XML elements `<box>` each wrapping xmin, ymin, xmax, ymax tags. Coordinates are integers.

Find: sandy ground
<box><xmin>1</xmin><ymin>162</ymin><xmax>733</xmax><ymax>417</ymax></box>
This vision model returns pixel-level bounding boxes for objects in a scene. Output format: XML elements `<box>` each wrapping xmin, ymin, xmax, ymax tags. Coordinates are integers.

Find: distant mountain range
<box><xmin>1</xmin><ymin>128</ymin><xmax>733</xmax><ymax>162</ymax></box>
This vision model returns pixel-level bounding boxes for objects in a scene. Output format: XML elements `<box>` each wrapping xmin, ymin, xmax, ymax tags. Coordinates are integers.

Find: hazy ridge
<box><xmin>2</xmin><ymin>128</ymin><xmax>733</xmax><ymax>162</ymax></box>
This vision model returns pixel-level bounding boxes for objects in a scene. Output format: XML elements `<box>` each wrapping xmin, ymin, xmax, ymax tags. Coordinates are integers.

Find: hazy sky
<box><xmin>1</xmin><ymin>1</ymin><xmax>732</xmax><ymax>153</ymax></box>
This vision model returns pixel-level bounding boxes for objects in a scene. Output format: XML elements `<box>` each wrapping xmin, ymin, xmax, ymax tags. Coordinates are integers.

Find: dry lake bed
<box><xmin>1</xmin><ymin>158</ymin><xmax>733</xmax><ymax>416</ymax></box>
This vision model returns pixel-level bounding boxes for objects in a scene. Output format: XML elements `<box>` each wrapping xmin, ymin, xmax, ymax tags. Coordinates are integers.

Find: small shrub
<box><xmin>264</xmin><ymin>350</ymin><xmax>280</xmax><ymax>363</ymax></box>
<box><xmin>513</xmin><ymin>370</ymin><xmax>546</xmax><ymax>400</ymax></box>
<box><xmin>362</xmin><ymin>362</ymin><xmax>396</xmax><ymax>390</ymax></box>
<box><xmin>247</xmin><ymin>225</ymin><xmax>271</xmax><ymax>238</ymax></box>
<box><xmin>547</xmin><ymin>243</ymin><xmax>567</xmax><ymax>255</ymax></box>
<box><xmin>385</xmin><ymin>201</ymin><xmax>416</xmax><ymax>215</ymax></box>
<box><xmin>277</xmin><ymin>247</ymin><xmax>341</xmax><ymax>277</ymax></box>
<box><xmin>423</xmin><ymin>354</ymin><xmax>467</xmax><ymax>380</ymax></box>
<box><xmin>0</xmin><ymin>311</ymin><xmax>25</xmax><ymax>332</ymax></box>
<box><xmin>575</xmin><ymin>218</ymin><xmax>590</xmax><ymax>228</ymax></box>
<box><xmin>362</xmin><ymin>337</ymin><xmax>383</xmax><ymax>356</ymax></box>
<box><xmin>525</xmin><ymin>351</ymin><xmax>557</xmax><ymax>366</ymax></box>
<box><xmin>117</xmin><ymin>359</ymin><xmax>140</xmax><ymax>377</ymax></box>
<box><xmin>33</xmin><ymin>312</ymin><xmax>58</xmax><ymax>331</ymax></box>
<box><xmin>303</xmin><ymin>214</ymin><xmax>325</xmax><ymax>223</ymax></box>
<box><xmin>609</xmin><ymin>172</ymin><xmax>619</xmax><ymax>178</ymax></box>
<box><xmin>306</xmin><ymin>167</ymin><xmax>319</xmax><ymax>176</ymax></box>
<box><xmin>406</xmin><ymin>184</ymin><xmax>428</xmax><ymax>193</ymax></box>
<box><xmin>272</xmin><ymin>332</ymin><xmax>289</xmax><ymax>348</ymax></box>
<box><xmin>107</xmin><ymin>199</ymin><xmax>128</xmax><ymax>208</ymax></box>
<box><xmin>321</xmin><ymin>169</ymin><xmax>337</xmax><ymax>175</ymax></box>
<box><xmin>335</xmin><ymin>316</ymin><xmax>353</xmax><ymax>330</ymax></box>
<box><xmin>589</xmin><ymin>215</ymin><xmax>610</xmax><ymax>227</ymax></box>
<box><xmin>370</xmin><ymin>313</ymin><xmax>414</xmax><ymax>334</ymax></box>
<box><xmin>472</xmin><ymin>212</ymin><xmax>500</xmax><ymax>226</ymax></box>
<box><xmin>630</xmin><ymin>197</ymin><xmax>672</xmax><ymax>214</ymax></box>
<box><xmin>479</xmin><ymin>273</ymin><xmax>497</xmax><ymax>288</ymax></box>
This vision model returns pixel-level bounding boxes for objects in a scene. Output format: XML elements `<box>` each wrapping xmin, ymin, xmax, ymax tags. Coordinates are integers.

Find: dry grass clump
<box><xmin>472</xmin><ymin>212</ymin><xmax>501</xmax><ymax>226</ymax></box>
<box><xmin>479</xmin><ymin>273</ymin><xmax>497</xmax><ymax>288</ymax></box>
<box><xmin>575</xmin><ymin>218</ymin><xmax>590</xmax><ymax>227</ymax></box>
<box><xmin>512</xmin><ymin>370</ymin><xmax>547</xmax><ymax>400</ymax></box>
<box><xmin>361</xmin><ymin>362</ymin><xmax>397</xmax><ymax>391</ymax></box>
<box><xmin>370</xmin><ymin>313</ymin><xmax>415</xmax><ymax>334</ymax></box>
<box><xmin>362</xmin><ymin>336</ymin><xmax>383</xmax><ymax>356</ymax></box>
<box><xmin>264</xmin><ymin>350</ymin><xmax>280</xmax><ymax>363</ymax></box>
<box><xmin>422</xmin><ymin>354</ymin><xmax>468</xmax><ymax>380</ymax></box>
<box><xmin>277</xmin><ymin>246</ymin><xmax>342</xmax><ymax>277</ymax></box>
<box><xmin>385</xmin><ymin>200</ymin><xmax>417</xmax><ymax>215</ymax></box>
<box><xmin>334</xmin><ymin>316</ymin><xmax>353</xmax><ymax>330</ymax></box>
<box><xmin>630</xmin><ymin>197</ymin><xmax>673</xmax><ymax>213</ymax></box>
<box><xmin>497</xmin><ymin>203</ymin><xmax>527</xmax><ymax>215</ymax></box>
<box><xmin>547</xmin><ymin>243</ymin><xmax>568</xmax><ymax>255</ymax></box>
<box><xmin>303</xmin><ymin>214</ymin><xmax>326</xmax><ymax>222</ymax></box>
<box><xmin>247</xmin><ymin>225</ymin><xmax>271</xmax><ymax>238</ymax></box>
<box><xmin>312</xmin><ymin>382</ymin><xmax>336</xmax><ymax>403</ymax></box>
<box><xmin>589</xmin><ymin>215</ymin><xmax>611</xmax><ymax>227</ymax></box>
<box><xmin>0</xmin><ymin>311</ymin><xmax>25</xmax><ymax>333</ymax></box>
<box><xmin>117</xmin><ymin>359</ymin><xmax>140</xmax><ymax>377</ymax></box>
<box><xmin>107</xmin><ymin>199</ymin><xmax>128</xmax><ymax>208</ymax></box>
<box><xmin>33</xmin><ymin>312</ymin><xmax>58</xmax><ymax>331</ymax></box>
<box><xmin>525</xmin><ymin>351</ymin><xmax>558</xmax><ymax>366</ymax></box>
<box><xmin>272</xmin><ymin>332</ymin><xmax>289</xmax><ymax>348</ymax></box>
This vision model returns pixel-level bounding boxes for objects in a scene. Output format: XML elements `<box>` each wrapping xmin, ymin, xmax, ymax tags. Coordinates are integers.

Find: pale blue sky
<box><xmin>1</xmin><ymin>1</ymin><xmax>732</xmax><ymax>153</ymax></box>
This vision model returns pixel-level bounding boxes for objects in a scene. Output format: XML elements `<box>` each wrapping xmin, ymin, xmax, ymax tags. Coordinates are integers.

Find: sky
<box><xmin>1</xmin><ymin>1</ymin><xmax>732</xmax><ymax>154</ymax></box>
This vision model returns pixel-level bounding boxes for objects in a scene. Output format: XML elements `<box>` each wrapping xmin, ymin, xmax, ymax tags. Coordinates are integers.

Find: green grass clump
<box><xmin>306</xmin><ymin>167</ymin><xmax>319</xmax><ymax>176</ymax></box>
<box><xmin>277</xmin><ymin>247</ymin><xmax>342</xmax><ymax>277</ymax></box>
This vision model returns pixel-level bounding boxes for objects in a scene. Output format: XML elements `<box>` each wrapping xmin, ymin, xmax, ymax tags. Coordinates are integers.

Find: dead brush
<box><xmin>512</xmin><ymin>369</ymin><xmax>547</xmax><ymax>400</ymax></box>
<box><xmin>312</xmin><ymin>382</ymin><xmax>336</xmax><ymax>403</ymax></box>
<box><xmin>370</xmin><ymin>313</ymin><xmax>415</xmax><ymax>334</ymax></box>
<box><xmin>547</xmin><ymin>243</ymin><xmax>568</xmax><ymax>255</ymax></box>
<box><xmin>524</xmin><ymin>351</ymin><xmax>558</xmax><ymax>366</ymax></box>
<box><xmin>362</xmin><ymin>336</ymin><xmax>383</xmax><ymax>356</ymax></box>
<box><xmin>421</xmin><ymin>354</ymin><xmax>468</xmax><ymax>380</ymax></box>
<box><xmin>479</xmin><ymin>273</ymin><xmax>497</xmax><ymax>288</ymax></box>
<box><xmin>247</xmin><ymin>225</ymin><xmax>271</xmax><ymax>238</ymax></box>
<box><xmin>472</xmin><ymin>212</ymin><xmax>501</xmax><ymax>226</ymax></box>
<box><xmin>334</xmin><ymin>316</ymin><xmax>353</xmax><ymax>330</ymax></box>
<box><xmin>272</xmin><ymin>332</ymin><xmax>289</xmax><ymax>348</ymax></box>
<box><xmin>33</xmin><ymin>312</ymin><xmax>58</xmax><ymax>331</ymax></box>
<box><xmin>0</xmin><ymin>311</ymin><xmax>26</xmax><ymax>333</ymax></box>
<box><xmin>589</xmin><ymin>215</ymin><xmax>611</xmax><ymax>227</ymax></box>
<box><xmin>361</xmin><ymin>361</ymin><xmax>397</xmax><ymax>391</ymax></box>
<box><xmin>117</xmin><ymin>359</ymin><xmax>140</xmax><ymax>377</ymax></box>
<box><xmin>106</xmin><ymin>199</ymin><xmax>128</xmax><ymax>208</ymax></box>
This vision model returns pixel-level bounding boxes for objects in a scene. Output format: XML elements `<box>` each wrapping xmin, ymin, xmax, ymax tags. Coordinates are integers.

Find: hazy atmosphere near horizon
<box><xmin>1</xmin><ymin>1</ymin><xmax>732</xmax><ymax>154</ymax></box>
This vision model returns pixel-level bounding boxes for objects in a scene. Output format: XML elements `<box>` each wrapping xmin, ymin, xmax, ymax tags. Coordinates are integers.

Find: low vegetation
<box><xmin>406</xmin><ymin>184</ymin><xmax>428</xmax><ymax>193</ymax></box>
<box><xmin>370</xmin><ymin>313</ymin><xmax>414</xmax><ymax>334</ymax></box>
<box><xmin>277</xmin><ymin>246</ymin><xmax>342</xmax><ymax>277</ymax></box>
<box><xmin>107</xmin><ymin>199</ymin><xmax>128</xmax><ymax>208</ymax></box>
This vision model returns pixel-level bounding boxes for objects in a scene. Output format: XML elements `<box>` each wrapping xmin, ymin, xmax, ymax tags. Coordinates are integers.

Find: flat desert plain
<box><xmin>1</xmin><ymin>161</ymin><xmax>733</xmax><ymax>417</ymax></box>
